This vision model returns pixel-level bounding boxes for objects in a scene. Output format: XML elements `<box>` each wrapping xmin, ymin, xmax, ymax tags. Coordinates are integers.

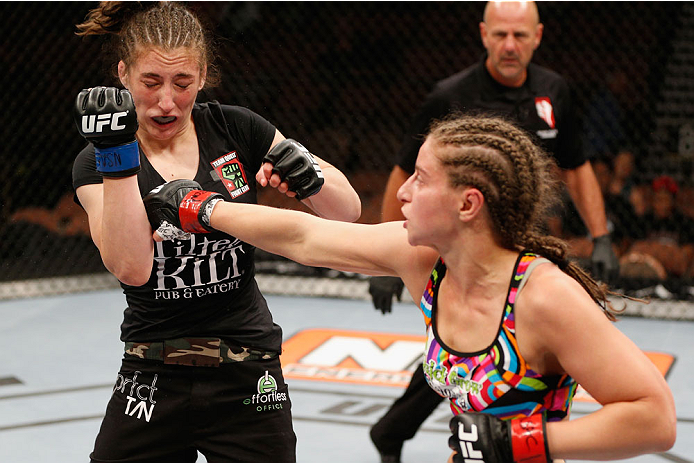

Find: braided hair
<box><xmin>428</xmin><ymin>113</ymin><xmax>621</xmax><ymax>320</ymax></box>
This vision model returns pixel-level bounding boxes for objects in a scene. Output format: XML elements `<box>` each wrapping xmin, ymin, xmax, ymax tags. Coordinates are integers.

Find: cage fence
<box><xmin>1</xmin><ymin>2</ymin><xmax>694</xmax><ymax>318</ymax></box>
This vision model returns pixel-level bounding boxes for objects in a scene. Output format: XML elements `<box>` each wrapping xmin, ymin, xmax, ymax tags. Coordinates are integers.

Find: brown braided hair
<box><xmin>75</xmin><ymin>1</ymin><xmax>219</xmax><ymax>87</ymax></box>
<box><xmin>428</xmin><ymin>113</ymin><xmax>621</xmax><ymax>321</ymax></box>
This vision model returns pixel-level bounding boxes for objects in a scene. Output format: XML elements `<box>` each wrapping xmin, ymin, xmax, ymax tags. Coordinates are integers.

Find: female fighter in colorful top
<box><xmin>145</xmin><ymin>114</ymin><xmax>676</xmax><ymax>462</ymax></box>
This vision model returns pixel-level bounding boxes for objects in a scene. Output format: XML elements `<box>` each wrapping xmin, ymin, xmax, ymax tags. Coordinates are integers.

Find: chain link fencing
<box><xmin>1</xmin><ymin>2</ymin><xmax>693</xmax><ymax>316</ymax></box>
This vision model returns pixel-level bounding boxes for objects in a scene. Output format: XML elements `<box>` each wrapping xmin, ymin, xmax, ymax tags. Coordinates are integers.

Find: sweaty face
<box><xmin>480</xmin><ymin>2</ymin><xmax>543</xmax><ymax>87</ymax></box>
<box><xmin>397</xmin><ymin>138</ymin><xmax>462</xmax><ymax>248</ymax></box>
<box><xmin>120</xmin><ymin>46</ymin><xmax>205</xmax><ymax>141</ymax></box>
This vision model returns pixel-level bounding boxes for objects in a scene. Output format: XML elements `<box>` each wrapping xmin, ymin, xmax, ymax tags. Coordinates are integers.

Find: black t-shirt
<box><xmin>72</xmin><ymin>101</ymin><xmax>282</xmax><ymax>351</ymax></box>
<box><xmin>397</xmin><ymin>57</ymin><xmax>586</xmax><ymax>173</ymax></box>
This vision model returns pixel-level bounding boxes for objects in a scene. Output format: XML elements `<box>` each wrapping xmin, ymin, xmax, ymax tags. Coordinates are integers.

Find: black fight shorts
<box><xmin>90</xmin><ymin>356</ymin><xmax>296</xmax><ymax>463</ymax></box>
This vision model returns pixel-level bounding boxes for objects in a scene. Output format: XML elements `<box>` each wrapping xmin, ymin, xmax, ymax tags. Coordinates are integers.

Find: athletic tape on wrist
<box><xmin>202</xmin><ymin>198</ymin><xmax>223</xmax><ymax>227</ymax></box>
<box><xmin>95</xmin><ymin>140</ymin><xmax>140</xmax><ymax>177</ymax></box>
<box><xmin>179</xmin><ymin>190</ymin><xmax>218</xmax><ymax>234</ymax></box>
<box><xmin>510</xmin><ymin>414</ymin><xmax>550</xmax><ymax>463</ymax></box>
<box><xmin>156</xmin><ymin>221</ymin><xmax>191</xmax><ymax>241</ymax></box>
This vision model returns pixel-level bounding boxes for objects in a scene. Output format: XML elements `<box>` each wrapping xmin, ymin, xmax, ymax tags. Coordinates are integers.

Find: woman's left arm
<box><xmin>300</xmin><ymin>154</ymin><xmax>361</xmax><ymax>221</ymax></box>
<box><xmin>255</xmin><ymin>130</ymin><xmax>361</xmax><ymax>222</ymax></box>
<box><xmin>520</xmin><ymin>269</ymin><xmax>676</xmax><ymax>460</ymax></box>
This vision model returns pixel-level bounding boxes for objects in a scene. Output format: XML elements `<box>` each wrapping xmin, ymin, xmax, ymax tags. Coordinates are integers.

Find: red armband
<box><xmin>510</xmin><ymin>414</ymin><xmax>551</xmax><ymax>463</ymax></box>
<box><xmin>179</xmin><ymin>190</ymin><xmax>218</xmax><ymax>233</ymax></box>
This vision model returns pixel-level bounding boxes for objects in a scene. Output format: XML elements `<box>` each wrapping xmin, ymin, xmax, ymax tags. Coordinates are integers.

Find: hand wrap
<box><xmin>143</xmin><ymin>179</ymin><xmax>224</xmax><ymax>238</ymax></box>
<box><xmin>179</xmin><ymin>189</ymin><xmax>224</xmax><ymax>234</ymax></box>
<box><xmin>449</xmin><ymin>413</ymin><xmax>551</xmax><ymax>463</ymax></box>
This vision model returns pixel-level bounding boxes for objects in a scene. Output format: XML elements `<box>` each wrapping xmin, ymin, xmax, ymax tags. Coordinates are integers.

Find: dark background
<box><xmin>1</xmin><ymin>2</ymin><xmax>690</xmax><ymax>292</ymax></box>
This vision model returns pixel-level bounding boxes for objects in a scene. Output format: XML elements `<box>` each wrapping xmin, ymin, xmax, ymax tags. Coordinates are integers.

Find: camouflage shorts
<box><xmin>124</xmin><ymin>337</ymin><xmax>279</xmax><ymax>367</ymax></box>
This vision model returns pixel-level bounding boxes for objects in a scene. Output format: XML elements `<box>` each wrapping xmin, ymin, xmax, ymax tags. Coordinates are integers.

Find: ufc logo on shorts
<box><xmin>457</xmin><ymin>423</ymin><xmax>485</xmax><ymax>462</ymax></box>
<box><xmin>81</xmin><ymin>111</ymin><xmax>128</xmax><ymax>133</ymax></box>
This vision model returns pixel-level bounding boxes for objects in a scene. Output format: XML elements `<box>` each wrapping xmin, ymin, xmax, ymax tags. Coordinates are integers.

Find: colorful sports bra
<box><xmin>420</xmin><ymin>252</ymin><xmax>577</xmax><ymax>422</ymax></box>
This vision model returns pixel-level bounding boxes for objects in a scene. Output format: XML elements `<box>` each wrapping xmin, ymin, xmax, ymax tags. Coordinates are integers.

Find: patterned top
<box><xmin>420</xmin><ymin>251</ymin><xmax>577</xmax><ymax>421</ymax></box>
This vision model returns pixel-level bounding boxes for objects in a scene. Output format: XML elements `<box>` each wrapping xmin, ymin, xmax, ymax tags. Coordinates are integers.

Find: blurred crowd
<box><xmin>551</xmin><ymin>149</ymin><xmax>694</xmax><ymax>293</ymax></box>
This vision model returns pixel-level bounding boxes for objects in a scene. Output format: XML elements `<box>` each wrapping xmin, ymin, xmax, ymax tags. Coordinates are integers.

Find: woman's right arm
<box><xmin>77</xmin><ymin>177</ymin><xmax>154</xmax><ymax>286</ymax></box>
<box><xmin>521</xmin><ymin>267</ymin><xmax>676</xmax><ymax>459</ymax></box>
<box><xmin>74</xmin><ymin>87</ymin><xmax>153</xmax><ymax>286</ymax></box>
<box><xmin>208</xmin><ymin>200</ymin><xmax>438</xmax><ymax>297</ymax></box>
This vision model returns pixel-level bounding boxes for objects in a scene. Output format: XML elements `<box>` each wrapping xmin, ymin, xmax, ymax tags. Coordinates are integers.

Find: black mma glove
<box><xmin>368</xmin><ymin>276</ymin><xmax>404</xmax><ymax>314</ymax></box>
<box><xmin>74</xmin><ymin>87</ymin><xmax>140</xmax><ymax>178</ymax></box>
<box><xmin>449</xmin><ymin>413</ymin><xmax>551</xmax><ymax>463</ymax></box>
<box><xmin>263</xmin><ymin>139</ymin><xmax>324</xmax><ymax>200</ymax></box>
<box><xmin>591</xmin><ymin>233</ymin><xmax>619</xmax><ymax>283</ymax></box>
<box><xmin>143</xmin><ymin>179</ymin><xmax>224</xmax><ymax>236</ymax></box>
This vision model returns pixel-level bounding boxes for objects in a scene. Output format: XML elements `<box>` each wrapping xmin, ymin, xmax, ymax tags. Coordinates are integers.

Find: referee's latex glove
<box><xmin>591</xmin><ymin>233</ymin><xmax>619</xmax><ymax>283</ymax></box>
<box><xmin>368</xmin><ymin>276</ymin><xmax>404</xmax><ymax>315</ymax></box>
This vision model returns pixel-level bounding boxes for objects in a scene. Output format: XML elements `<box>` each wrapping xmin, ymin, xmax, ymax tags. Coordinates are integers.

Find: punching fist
<box><xmin>262</xmin><ymin>139</ymin><xmax>324</xmax><ymax>200</ymax></box>
<box><xmin>74</xmin><ymin>87</ymin><xmax>140</xmax><ymax>178</ymax></box>
<box><xmin>449</xmin><ymin>413</ymin><xmax>551</xmax><ymax>463</ymax></box>
<box><xmin>143</xmin><ymin>179</ymin><xmax>224</xmax><ymax>238</ymax></box>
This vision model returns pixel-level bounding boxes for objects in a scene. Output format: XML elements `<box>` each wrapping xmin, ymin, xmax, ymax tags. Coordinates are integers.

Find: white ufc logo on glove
<box><xmin>81</xmin><ymin>111</ymin><xmax>128</xmax><ymax>133</ymax></box>
<box><xmin>458</xmin><ymin>423</ymin><xmax>485</xmax><ymax>462</ymax></box>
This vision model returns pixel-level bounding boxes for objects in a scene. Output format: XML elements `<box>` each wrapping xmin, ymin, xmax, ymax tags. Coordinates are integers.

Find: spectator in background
<box><xmin>623</xmin><ymin>175</ymin><xmax>694</xmax><ymax>279</ymax></box>
<box><xmin>549</xmin><ymin>158</ymin><xmax>641</xmax><ymax>265</ymax></box>
<box><xmin>675</xmin><ymin>180</ymin><xmax>694</xmax><ymax>220</ymax></box>
<box><xmin>559</xmin><ymin>156</ymin><xmax>643</xmax><ymax>260</ymax></box>
<box><xmin>592</xmin><ymin>157</ymin><xmax>641</xmax><ymax>254</ymax></box>
<box><xmin>367</xmin><ymin>2</ymin><xmax>618</xmax><ymax>462</ymax></box>
<box><xmin>628</xmin><ymin>180</ymin><xmax>652</xmax><ymax>220</ymax></box>
<box><xmin>610</xmin><ymin>150</ymin><xmax>637</xmax><ymax>201</ymax></box>
<box><xmin>10</xmin><ymin>192</ymin><xmax>91</xmax><ymax>237</ymax></box>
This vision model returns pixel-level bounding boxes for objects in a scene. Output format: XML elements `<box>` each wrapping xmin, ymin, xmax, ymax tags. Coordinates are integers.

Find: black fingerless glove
<box><xmin>263</xmin><ymin>139</ymin><xmax>324</xmax><ymax>200</ymax></box>
<box><xmin>449</xmin><ymin>413</ymin><xmax>551</xmax><ymax>463</ymax></box>
<box><xmin>74</xmin><ymin>87</ymin><xmax>140</xmax><ymax>178</ymax></box>
<box><xmin>143</xmin><ymin>179</ymin><xmax>224</xmax><ymax>234</ymax></box>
